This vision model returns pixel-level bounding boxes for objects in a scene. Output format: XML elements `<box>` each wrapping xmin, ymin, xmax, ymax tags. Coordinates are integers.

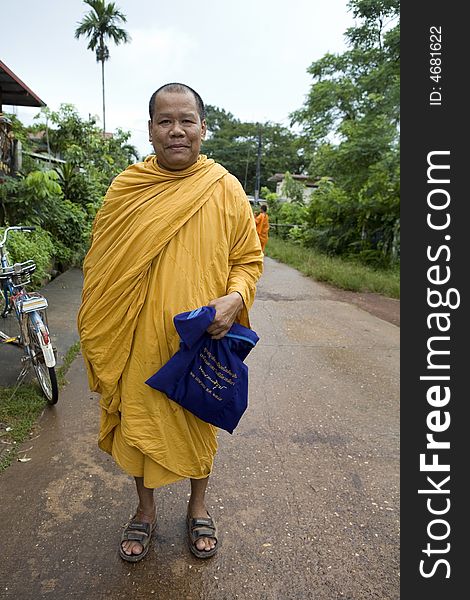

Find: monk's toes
<box><xmin>195</xmin><ymin>538</ymin><xmax>207</xmax><ymax>551</ymax></box>
<box><xmin>121</xmin><ymin>541</ymin><xmax>143</xmax><ymax>556</ymax></box>
<box><xmin>195</xmin><ymin>537</ymin><xmax>215</xmax><ymax>551</ymax></box>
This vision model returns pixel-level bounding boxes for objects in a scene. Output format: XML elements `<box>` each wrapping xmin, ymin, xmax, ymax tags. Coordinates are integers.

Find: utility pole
<box><xmin>243</xmin><ymin>144</ymin><xmax>251</xmax><ymax>192</ymax></box>
<box><xmin>254</xmin><ymin>126</ymin><xmax>262</xmax><ymax>202</ymax></box>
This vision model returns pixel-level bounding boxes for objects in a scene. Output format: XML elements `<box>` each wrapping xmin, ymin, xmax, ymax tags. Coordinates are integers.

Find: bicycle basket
<box><xmin>0</xmin><ymin>260</ymin><xmax>36</xmax><ymax>285</ymax></box>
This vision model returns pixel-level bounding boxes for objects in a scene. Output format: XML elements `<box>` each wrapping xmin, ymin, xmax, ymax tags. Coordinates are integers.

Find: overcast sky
<box><xmin>2</xmin><ymin>0</ymin><xmax>354</xmax><ymax>157</ymax></box>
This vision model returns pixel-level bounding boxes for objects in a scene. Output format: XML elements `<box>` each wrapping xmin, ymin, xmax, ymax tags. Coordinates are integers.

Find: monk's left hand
<box><xmin>207</xmin><ymin>292</ymin><xmax>244</xmax><ymax>339</ymax></box>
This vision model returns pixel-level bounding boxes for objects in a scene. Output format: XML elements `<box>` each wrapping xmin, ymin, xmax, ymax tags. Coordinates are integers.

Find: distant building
<box><xmin>0</xmin><ymin>60</ymin><xmax>46</xmax><ymax>178</ymax></box>
<box><xmin>23</xmin><ymin>130</ymin><xmax>68</xmax><ymax>169</ymax></box>
<box><xmin>268</xmin><ymin>173</ymin><xmax>322</xmax><ymax>203</ymax></box>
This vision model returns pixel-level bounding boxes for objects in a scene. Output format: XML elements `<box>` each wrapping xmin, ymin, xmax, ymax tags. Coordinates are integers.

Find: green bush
<box><xmin>2</xmin><ymin>106</ymin><xmax>137</xmax><ymax>281</ymax></box>
<box><xmin>1</xmin><ymin>170</ymin><xmax>93</xmax><ymax>271</ymax></box>
<box><xmin>0</xmin><ymin>226</ymin><xmax>55</xmax><ymax>286</ymax></box>
<box><xmin>39</xmin><ymin>198</ymin><xmax>91</xmax><ymax>269</ymax></box>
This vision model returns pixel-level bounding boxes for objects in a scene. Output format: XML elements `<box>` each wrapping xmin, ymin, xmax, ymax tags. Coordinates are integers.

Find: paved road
<box><xmin>0</xmin><ymin>258</ymin><xmax>399</xmax><ymax>600</ymax></box>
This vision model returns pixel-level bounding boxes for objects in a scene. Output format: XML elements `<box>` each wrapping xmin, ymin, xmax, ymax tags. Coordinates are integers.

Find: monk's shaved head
<box><xmin>149</xmin><ymin>83</ymin><xmax>205</xmax><ymax>121</ymax></box>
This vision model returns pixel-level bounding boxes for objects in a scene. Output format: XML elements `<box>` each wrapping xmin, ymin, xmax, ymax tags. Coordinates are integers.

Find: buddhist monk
<box><xmin>77</xmin><ymin>83</ymin><xmax>263</xmax><ymax>562</ymax></box>
<box><xmin>255</xmin><ymin>204</ymin><xmax>269</xmax><ymax>251</ymax></box>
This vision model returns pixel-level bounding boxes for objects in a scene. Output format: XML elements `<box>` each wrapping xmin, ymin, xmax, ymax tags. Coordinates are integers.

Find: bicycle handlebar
<box><xmin>0</xmin><ymin>226</ymin><xmax>36</xmax><ymax>248</ymax></box>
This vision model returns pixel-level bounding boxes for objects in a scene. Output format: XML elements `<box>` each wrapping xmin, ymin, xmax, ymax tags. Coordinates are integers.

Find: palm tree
<box><xmin>75</xmin><ymin>0</ymin><xmax>130</xmax><ymax>133</ymax></box>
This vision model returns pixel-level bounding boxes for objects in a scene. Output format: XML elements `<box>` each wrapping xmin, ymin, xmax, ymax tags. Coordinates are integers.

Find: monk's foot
<box><xmin>187</xmin><ymin>502</ymin><xmax>218</xmax><ymax>554</ymax></box>
<box><xmin>120</xmin><ymin>505</ymin><xmax>156</xmax><ymax>560</ymax></box>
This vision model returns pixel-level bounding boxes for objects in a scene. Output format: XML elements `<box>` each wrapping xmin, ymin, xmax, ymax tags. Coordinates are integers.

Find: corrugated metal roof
<box><xmin>0</xmin><ymin>60</ymin><xmax>46</xmax><ymax>108</ymax></box>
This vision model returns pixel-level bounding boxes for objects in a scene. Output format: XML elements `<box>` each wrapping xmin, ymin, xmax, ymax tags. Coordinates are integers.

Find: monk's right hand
<box><xmin>206</xmin><ymin>292</ymin><xmax>243</xmax><ymax>339</ymax></box>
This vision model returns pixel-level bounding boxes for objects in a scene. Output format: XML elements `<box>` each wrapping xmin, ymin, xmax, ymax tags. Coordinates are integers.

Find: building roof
<box><xmin>22</xmin><ymin>151</ymin><xmax>66</xmax><ymax>165</ymax></box>
<box><xmin>268</xmin><ymin>173</ymin><xmax>318</xmax><ymax>187</ymax></box>
<box><xmin>0</xmin><ymin>60</ymin><xmax>46</xmax><ymax>110</ymax></box>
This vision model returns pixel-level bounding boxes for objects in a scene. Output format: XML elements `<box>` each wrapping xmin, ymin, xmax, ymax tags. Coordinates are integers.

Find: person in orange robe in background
<box><xmin>254</xmin><ymin>204</ymin><xmax>269</xmax><ymax>252</ymax></box>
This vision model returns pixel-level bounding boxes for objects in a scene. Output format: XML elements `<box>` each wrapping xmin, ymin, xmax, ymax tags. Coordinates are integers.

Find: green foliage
<box><xmin>0</xmin><ymin>176</ymin><xmax>22</xmax><ymax>225</ymax></box>
<box><xmin>287</xmin><ymin>0</ymin><xmax>399</xmax><ymax>266</ymax></box>
<box><xmin>278</xmin><ymin>201</ymin><xmax>307</xmax><ymax>227</ymax></box>
<box><xmin>281</xmin><ymin>172</ymin><xmax>305</xmax><ymax>204</ymax></box>
<box><xmin>40</xmin><ymin>199</ymin><xmax>90</xmax><ymax>268</ymax></box>
<box><xmin>260</xmin><ymin>187</ymin><xmax>281</xmax><ymax>218</ymax></box>
<box><xmin>2</xmin><ymin>114</ymin><xmax>30</xmax><ymax>148</ymax></box>
<box><xmin>55</xmin><ymin>161</ymin><xmax>103</xmax><ymax>212</ymax></box>
<box><xmin>357</xmin><ymin>149</ymin><xmax>400</xmax><ymax>263</ymax></box>
<box><xmin>2</xmin><ymin>170</ymin><xmax>63</xmax><ymax>226</ymax></box>
<box><xmin>75</xmin><ymin>0</ymin><xmax>130</xmax><ymax>131</ymax></box>
<box><xmin>38</xmin><ymin>105</ymin><xmax>138</xmax><ymax>179</ymax></box>
<box><xmin>0</xmin><ymin>226</ymin><xmax>55</xmax><ymax>286</ymax></box>
<box><xmin>202</xmin><ymin>105</ymin><xmax>305</xmax><ymax>195</ymax></box>
<box><xmin>1</xmin><ymin>170</ymin><xmax>90</xmax><ymax>269</ymax></box>
<box><xmin>1</xmin><ymin>105</ymin><xmax>137</xmax><ymax>274</ymax></box>
<box><xmin>302</xmin><ymin>179</ymin><xmax>362</xmax><ymax>256</ymax></box>
<box><xmin>279</xmin><ymin>201</ymin><xmax>307</xmax><ymax>243</ymax></box>
<box><xmin>301</xmin><ymin>176</ymin><xmax>398</xmax><ymax>268</ymax></box>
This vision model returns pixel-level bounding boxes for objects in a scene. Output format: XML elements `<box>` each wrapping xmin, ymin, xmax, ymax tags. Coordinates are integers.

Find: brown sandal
<box><xmin>119</xmin><ymin>510</ymin><xmax>157</xmax><ymax>563</ymax></box>
<box><xmin>187</xmin><ymin>513</ymin><xmax>218</xmax><ymax>559</ymax></box>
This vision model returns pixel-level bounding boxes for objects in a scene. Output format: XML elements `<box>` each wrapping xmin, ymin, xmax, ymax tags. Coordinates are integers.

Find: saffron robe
<box><xmin>77</xmin><ymin>155</ymin><xmax>263</xmax><ymax>488</ymax></box>
<box><xmin>255</xmin><ymin>212</ymin><xmax>269</xmax><ymax>251</ymax></box>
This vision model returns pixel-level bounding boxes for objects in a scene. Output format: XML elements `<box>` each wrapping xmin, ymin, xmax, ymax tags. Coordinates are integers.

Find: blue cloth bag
<box><xmin>145</xmin><ymin>306</ymin><xmax>259</xmax><ymax>434</ymax></box>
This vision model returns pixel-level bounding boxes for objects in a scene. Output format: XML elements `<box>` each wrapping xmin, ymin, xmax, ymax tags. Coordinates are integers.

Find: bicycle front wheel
<box><xmin>26</xmin><ymin>315</ymin><xmax>59</xmax><ymax>404</ymax></box>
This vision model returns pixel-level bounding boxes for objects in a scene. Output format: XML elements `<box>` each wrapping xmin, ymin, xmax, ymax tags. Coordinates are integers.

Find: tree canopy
<box><xmin>202</xmin><ymin>105</ymin><xmax>305</xmax><ymax>195</ymax></box>
<box><xmin>292</xmin><ymin>0</ymin><xmax>399</xmax><ymax>195</ymax></box>
<box><xmin>1</xmin><ymin>105</ymin><xmax>137</xmax><ymax>278</ymax></box>
<box><xmin>282</xmin><ymin>0</ymin><xmax>400</xmax><ymax>266</ymax></box>
<box><xmin>75</xmin><ymin>0</ymin><xmax>130</xmax><ymax>132</ymax></box>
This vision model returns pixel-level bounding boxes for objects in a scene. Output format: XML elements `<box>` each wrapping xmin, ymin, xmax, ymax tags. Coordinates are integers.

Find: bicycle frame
<box><xmin>1</xmin><ymin>226</ymin><xmax>56</xmax><ymax>370</ymax></box>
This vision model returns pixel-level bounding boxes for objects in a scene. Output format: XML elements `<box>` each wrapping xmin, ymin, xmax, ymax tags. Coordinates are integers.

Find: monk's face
<box><xmin>148</xmin><ymin>91</ymin><xmax>206</xmax><ymax>171</ymax></box>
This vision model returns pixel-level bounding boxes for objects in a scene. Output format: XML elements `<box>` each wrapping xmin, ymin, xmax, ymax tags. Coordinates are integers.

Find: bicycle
<box><xmin>0</xmin><ymin>226</ymin><xmax>58</xmax><ymax>404</ymax></box>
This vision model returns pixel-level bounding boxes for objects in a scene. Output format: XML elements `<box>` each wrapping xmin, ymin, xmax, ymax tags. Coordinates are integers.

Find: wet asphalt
<box><xmin>0</xmin><ymin>258</ymin><xmax>399</xmax><ymax>600</ymax></box>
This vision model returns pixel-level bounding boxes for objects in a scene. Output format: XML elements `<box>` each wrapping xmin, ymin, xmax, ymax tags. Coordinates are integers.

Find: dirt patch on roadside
<box><xmin>325</xmin><ymin>284</ymin><xmax>400</xmax><ymax>327</ymax></box>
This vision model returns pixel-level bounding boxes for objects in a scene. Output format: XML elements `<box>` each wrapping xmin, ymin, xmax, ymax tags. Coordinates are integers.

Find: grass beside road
<box><xmin>0</xmin><ymin>341</ymin><xmax>81</xmax><ymax>472</ymax></box>
<box><xmin>265</xmin><ymin>236</ymin><xmax>400</xmax><ymax>299</ymax></box>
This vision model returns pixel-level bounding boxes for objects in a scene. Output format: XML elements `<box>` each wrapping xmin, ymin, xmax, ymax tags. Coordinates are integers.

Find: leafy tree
<box><xmin>75</xmin><ymin>0</ymin><xmax>130</xmax><ymax>132</ymax></box>
<box><xmin>36</xmin><ymin>104</ymin><xmax>137</xmax><ymax>194</ymax></box>
<box><xmin>302</xmin><ymin>178</ymin><xmax>362</xmax><ymax>256</ymax></box>
<box><xmin>2</xmin><ymin>105</ymin><xmax>137</xmax><ymax>272</ymax></box>
<box><xmin>292</xmin><ymin>0</ymin><xmax>399</xmax><ymax>191</ymax></box>
<box><xmin>202</xmin><ymin>105</ymin><xmax>305</xmax><ymax>195</ymax></box>
<box><xmin>290</xmin><ymin>0</ymin><xmax>399</xmax><ymax>265</ymax></box>
<box><xmin>0</xmin><ymin>170</ymin><xmax>89</xmax><ymax>269</ymax></box>
<box><xmin>281</xmin><ymin>172</ymin><xmax>305</xmax><ymax>204</ymax></box>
